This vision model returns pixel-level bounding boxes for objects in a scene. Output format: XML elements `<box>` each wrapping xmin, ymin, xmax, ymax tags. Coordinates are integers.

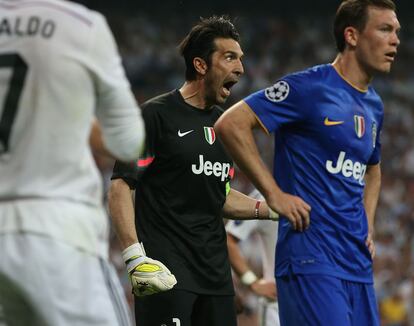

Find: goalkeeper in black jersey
<box><xmin>109</xmin><ymin>16</ymin><xmax>278</xmax><ymax>326</ymax></box>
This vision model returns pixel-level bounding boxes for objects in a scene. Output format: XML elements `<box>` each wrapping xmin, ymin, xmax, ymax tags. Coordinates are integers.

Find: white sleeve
<box><xmin>226</xmin><ymin>219</ymin><xmax>258</xmax><ymax>241</ymax></box>
<box><xmin>89</xmin><ymin>14</ymin><xmax>145</xmax><ymax>161</ymax></box>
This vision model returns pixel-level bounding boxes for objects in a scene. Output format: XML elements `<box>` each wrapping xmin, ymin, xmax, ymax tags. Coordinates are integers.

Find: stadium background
<box><xmin>84</xmin><ymin>1</ymin><xmax>414</xmax><ymax>324</ymax></box>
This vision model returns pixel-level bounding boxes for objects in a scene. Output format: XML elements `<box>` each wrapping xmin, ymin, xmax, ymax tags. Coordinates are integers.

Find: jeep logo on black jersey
<box><xmin>191</xmin><ymin>155</ymin><xmax>231</xmax><ymax>181</ymax></box>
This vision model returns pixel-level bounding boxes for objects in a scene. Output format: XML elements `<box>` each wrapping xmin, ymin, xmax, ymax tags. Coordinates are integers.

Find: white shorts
<box><xmin>0</xmin><ymin>233</ymin><xmax>132</xmax><ymax>326</ymax></box>
<box><xmin>258</xmin><ymin>298</ymin><xmax>280</xmax><ymax>326</ymax></box>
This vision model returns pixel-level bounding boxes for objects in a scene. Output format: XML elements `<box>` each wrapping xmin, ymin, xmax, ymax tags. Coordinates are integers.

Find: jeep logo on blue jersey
<box><xmin>191</xmin><ymin>155</ymin><xmax>231</xmax><ymax>181</ymax></box>
<box><xmin>326</xmin><ymin>151</ymin><xmax>366</xmax><ymax>184</ymax></box>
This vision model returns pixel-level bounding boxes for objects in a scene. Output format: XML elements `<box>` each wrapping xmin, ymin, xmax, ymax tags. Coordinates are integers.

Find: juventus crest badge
<box><xmin>354</xmin><ymin>115</ymin><xmax>365</xmax><ymax>138</ymax></box>
<box><xmin>204</xmin><ymin>127</ymin><xmax>216</xmax><ymax>145</ymax></box>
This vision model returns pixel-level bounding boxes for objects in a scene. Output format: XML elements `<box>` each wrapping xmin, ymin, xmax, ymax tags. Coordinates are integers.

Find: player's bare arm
<box><xmin>215</xmin><ymin>100</ymin><xmax>311</xmax><ymax>231</ymax></box>
<box><xmin>108</xmin><ymin>178</ymin><xmax>138</xmax><ymax>248</ymax></box>
<box><xmin>227</xmin><ymin>233</ymin><xmax>277</xmax><ymax>301</ymax></box>
<box><xmin>108</xmin><ymin>178</ymin><xmax>177</xmax><ymax>296</ymax></box>
<box><xmin>363</xmin><ymin>163</ymin><xmax>381</xmax><ymax>259</ymax></box>
<box><xmin>222</xmin><ymin>188</ymin><xmax>277</xmax><ymax>220</ymax></box>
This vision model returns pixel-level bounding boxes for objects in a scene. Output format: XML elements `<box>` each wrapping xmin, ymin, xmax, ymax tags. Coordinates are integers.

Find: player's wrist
<box><xmin>256</xmin><ymin>200</ymin><xmax>279</xmax><ymax>221</ymax></box>
<box><xmin>240</xmin><ymin>270</ymin><xmax>258</xmax><ymax>286</ymax></box>
<box><xmin>254</xmin><ymin>200</ymin><xmax>261</xmax><ymax>219</ymax></box>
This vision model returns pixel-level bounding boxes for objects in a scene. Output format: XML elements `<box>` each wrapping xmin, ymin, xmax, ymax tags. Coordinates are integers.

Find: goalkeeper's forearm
<box><xmin>108</xmin><ymin>178</ymin><xmax>139</xmax><ymax>249</ymax></box>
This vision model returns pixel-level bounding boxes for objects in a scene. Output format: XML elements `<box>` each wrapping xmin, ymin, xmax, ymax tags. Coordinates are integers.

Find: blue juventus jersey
<box><xmin>245</xmin><ymin>64</ymin><xmax>383</xmax><ymax>283</ymax></box>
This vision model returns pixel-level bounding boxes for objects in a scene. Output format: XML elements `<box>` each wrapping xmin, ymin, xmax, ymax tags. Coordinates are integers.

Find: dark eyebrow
<box><xmin>224</xmin><ymin>50</ymin><xmax>244</xmax><ymax>58</ymax></box>
<box><xmin>381</xmin><ymin>22</ymin><xmax>401</xmax><ymax>30</ymax></box>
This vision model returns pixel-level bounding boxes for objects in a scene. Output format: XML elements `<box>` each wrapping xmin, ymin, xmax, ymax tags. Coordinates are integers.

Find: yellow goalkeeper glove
<box><xmin>122</xmin><ymin>243</ymin><xmax>177</xmax><ymax>297</ymax></box>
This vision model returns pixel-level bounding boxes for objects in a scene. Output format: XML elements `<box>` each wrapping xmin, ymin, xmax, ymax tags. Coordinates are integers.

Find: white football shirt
<box><xmin>0</xmin><ymin>0</ymin><xmax>144</xmax><ymax>206</ymax></box>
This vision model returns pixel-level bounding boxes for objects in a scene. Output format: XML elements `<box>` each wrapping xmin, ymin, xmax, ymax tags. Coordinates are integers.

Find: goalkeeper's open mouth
<box><xmin>221</xmin><ymin>79</ymin><xmax>238</xmax><ymax>97</ymax></box>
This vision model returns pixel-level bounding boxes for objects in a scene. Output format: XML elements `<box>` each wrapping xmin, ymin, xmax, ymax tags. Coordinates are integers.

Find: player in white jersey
<box><xmin>0</xmin><ymin>0</ymin><xmax>145</xmax><ymax>325</ymax></box>
<box><xmin>226</xmin><ymin>189</ymin><xmax>280</xmax><ymax>326</ymax></box>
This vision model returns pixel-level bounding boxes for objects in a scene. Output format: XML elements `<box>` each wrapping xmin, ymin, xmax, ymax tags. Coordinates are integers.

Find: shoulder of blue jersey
<box><xmin>265</xmin><ymin>80</ymin><xmax>290</xmax><ymax>103</ymax></box>
<box><xmin>264</xmin><ymin>64</ymin><xmax>329</xmax><ymax>103</ymax></box>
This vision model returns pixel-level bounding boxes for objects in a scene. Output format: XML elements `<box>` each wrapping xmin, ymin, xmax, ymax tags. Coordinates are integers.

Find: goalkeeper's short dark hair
<box><xmin>334</xmin><ymin>0</ymin><xmax>396</xmax><ymax>52</ymax></box>
<box><xmin>178</xmin><ymin>16</ymin><xmax>240</xmax><ymax>81</ymax></box>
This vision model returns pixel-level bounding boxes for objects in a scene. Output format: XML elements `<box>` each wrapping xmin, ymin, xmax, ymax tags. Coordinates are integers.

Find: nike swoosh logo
<box><xmin>324</xmin><ymin>117</ymin><xmax>344</xmax><ymax>126</ymax></box>
<box><xmin>178</xmin><ymin>129</ymin><xmax>194</xmax><ymax>137</ymax></box>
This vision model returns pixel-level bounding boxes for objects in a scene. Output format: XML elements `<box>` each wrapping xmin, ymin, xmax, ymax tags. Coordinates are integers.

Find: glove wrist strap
<box><xmin>122</xmin><ymin>242</ymin><xmax>146</xmax><ymax>264</ymax></box>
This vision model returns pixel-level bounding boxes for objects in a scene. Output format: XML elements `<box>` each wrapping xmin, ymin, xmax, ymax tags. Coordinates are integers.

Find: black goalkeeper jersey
<box><xmin>112</xmin><ymin>89</ymin><xmax>234</xmax><ymax>295</ymax></box>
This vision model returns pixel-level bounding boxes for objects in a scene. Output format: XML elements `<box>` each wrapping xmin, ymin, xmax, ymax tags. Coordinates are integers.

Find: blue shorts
<box><xmin>276</xmin><ymin>274</ymin><xmax>379</xmax><ymax>326</ymax></box>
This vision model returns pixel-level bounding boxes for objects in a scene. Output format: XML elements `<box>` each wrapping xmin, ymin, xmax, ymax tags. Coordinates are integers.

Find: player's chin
<box><xmin>216</xmin><ymin>92</ymin><xmax>230</xmax><ymax>104</ymax></box>
<box><xmin>377</xmin><ymin>62</ymin><xmax>392</xmax><ymax>74</ymax></box>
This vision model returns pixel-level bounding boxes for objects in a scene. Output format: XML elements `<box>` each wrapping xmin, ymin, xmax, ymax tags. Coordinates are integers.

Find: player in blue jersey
<box><xmin>215</xmin><ymin>0</ymin><xmax>400</xmax><ymax>325</ymax></box>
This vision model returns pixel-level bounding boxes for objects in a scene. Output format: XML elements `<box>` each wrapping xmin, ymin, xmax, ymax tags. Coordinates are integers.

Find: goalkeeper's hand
<box><xmin>122</xmin><ymin>243</ymin><xmax>177</xmax><ymax>297</ymax></box>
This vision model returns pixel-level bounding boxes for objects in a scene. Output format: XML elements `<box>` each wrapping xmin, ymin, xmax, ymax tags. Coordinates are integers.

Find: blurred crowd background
<box><xmin>86</xmin><ymin>1</ymin><xmax>414</xmax><ymax>325</ymax></box>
